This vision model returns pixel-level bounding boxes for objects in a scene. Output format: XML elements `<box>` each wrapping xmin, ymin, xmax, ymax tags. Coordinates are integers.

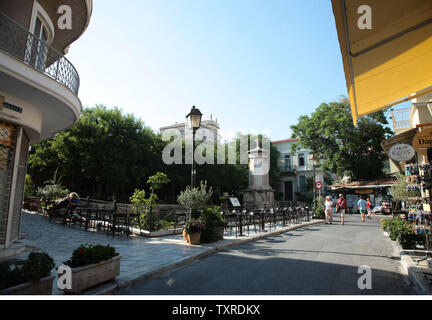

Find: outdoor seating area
<box><xmin>29</xmin><ymin>194</ymin><xmax>313</xmax><ymax>241</ymax></box>
<box><xmin>221</xmin><ymin>203</ymin><xmax>312</xmax><ymax>238</ymax></box>
<box><xmin>38</xmin><ymin>198</ymin><xmax>141</xmax><ymax>237</ymax></box>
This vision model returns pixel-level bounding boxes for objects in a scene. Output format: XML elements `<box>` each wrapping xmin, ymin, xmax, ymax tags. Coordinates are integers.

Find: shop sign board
<box><xmin>388</xmin><ymin>144</ymin><xmax>415</xmax><ymax>162</ymax></box>
<box><xmin>412</xmin><ymin>128</ymin><xmax>432</xmax><ymax>156</ymax></box>
<box><xmin>355</xmin><ymin>189</ymin><xmax>374</xmax><ymax>194</ymax></box>
<box><xmin>229</xmin><ymin>197</ymin><xmax>241</xmax><ymax>207</ymax></box>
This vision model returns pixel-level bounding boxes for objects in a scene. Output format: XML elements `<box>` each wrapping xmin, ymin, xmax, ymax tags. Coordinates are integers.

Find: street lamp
<box><xmin>186</xmin><ymin>106</ymin><xmax>203</xmax><ymax>188</ymax></box>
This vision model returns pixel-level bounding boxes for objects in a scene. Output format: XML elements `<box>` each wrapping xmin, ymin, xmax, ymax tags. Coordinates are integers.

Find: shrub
<box><xmin>314</xmin><ymin>201</ymin><xmax>325</xmax><ymax>219</ymax></box>
<box><xmin>129</xmin><ymin>172</ymin><xmax>171</xmax><ymax>232</ymax></box>
<box><xmin>386</xmin><ymin>217</ymin><xmax>425</xmax><ymax>249</ymax></box>
<box><xmin>199</xmin><ymin>206</ymin><xmax>227</xmax><ymax>243</ymax></box>
<box><xmin>177</xmin><ymin>181</ymin><xmax>213</xmax><ymax>216</ymax></box>
<box><xmin>64</xmin><ymin>244</ymin><xmax>119</xmax><ymax>268</ymax></box>
<box><xmin>0</xmin><ymin>252</ymin><xmax>55</xmax><ymax>290</ymax></box>
<box><xmin>381</xmin><ymin>218</ymin><xmax>391</xmax><ymax>231</ymax></box>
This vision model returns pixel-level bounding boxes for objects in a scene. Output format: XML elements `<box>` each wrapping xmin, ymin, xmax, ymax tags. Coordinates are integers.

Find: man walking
<box><xmin>357</xmin><ymin>196</ymin><xmax>367</xmax><ymax>222</ymax></box>
<box><xmin>336</xmin><ymin>193</ymin><xmax>347</xmax><ymax>225</ymax></box>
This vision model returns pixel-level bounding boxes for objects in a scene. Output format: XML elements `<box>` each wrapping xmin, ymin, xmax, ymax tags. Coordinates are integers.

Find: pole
<box><xmin>312</xmin><ymin>163</ymin><xmax>316</xmax><ymax>209</ymax></box>
<box><xmin>191</xmin><ymin>127</ymin><xmax>196</xmax><ymax>188</ymax></box>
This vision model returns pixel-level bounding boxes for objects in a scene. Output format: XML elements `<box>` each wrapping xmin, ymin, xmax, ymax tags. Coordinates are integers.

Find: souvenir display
<box><xmin>405</xmin><ymin>163</ymin><xmax>432</xmax><ymax>261</ymax></box>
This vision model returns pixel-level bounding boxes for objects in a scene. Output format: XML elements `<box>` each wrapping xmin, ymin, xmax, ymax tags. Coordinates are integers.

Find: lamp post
<box><xmin>186</xmin><ymin>106</ymin><xmax>202</xmax><ymax>188</ymax></box>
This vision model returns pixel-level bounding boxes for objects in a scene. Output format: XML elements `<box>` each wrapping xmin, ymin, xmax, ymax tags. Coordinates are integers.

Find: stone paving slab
<box><xmin>13</xmin><ymin>211</ymin><xmax>324</xmax><ymax>295</ymax></box>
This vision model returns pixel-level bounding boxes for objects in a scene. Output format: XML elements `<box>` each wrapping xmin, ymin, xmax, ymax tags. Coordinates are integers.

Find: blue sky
<box><xmin>67</xmin><ymin>0</ymin><xmax>351</xmax><ymax>141</ymax></box>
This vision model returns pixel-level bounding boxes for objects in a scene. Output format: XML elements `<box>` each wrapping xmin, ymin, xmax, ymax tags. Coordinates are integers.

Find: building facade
<box><xmin>0</xmin><ymin>0</ymin><xmax>92</xmax><ymax>250</ymax></box>
<box><xmin>272</xmin><ymin>138</ymin><xmax>325</xmax><ymax>202</ymax></box>
<box><xmin>160</xmin><ymin>118</ymin><xmax>221</xmax><ymax>142</ymax></box>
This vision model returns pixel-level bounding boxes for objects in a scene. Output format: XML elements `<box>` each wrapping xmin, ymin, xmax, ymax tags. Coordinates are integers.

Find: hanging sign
<box><xmin>412</xmin><ymin>128</ymin><xmax>432</xmax><ymax>156</ymax></box>
<box><xmin>388</xmin><ymin>144</ymin><xmax>415</xmax><ymax>162</ymax></box>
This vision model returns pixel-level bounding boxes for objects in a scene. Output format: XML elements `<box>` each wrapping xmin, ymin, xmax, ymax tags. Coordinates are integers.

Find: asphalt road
<box><xmin>117</xmin><ymin>214</ymin><xmax>417</xmax><ymax>295</ymax></box>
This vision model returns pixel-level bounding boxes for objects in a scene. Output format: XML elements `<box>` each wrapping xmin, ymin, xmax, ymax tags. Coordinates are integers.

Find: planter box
<box><xmin>62</xmin><ymin>256</ymin><xmax>121</xmax><ymax>294</ymax></box>
<box><xmin>215</xmin><ymin>226</ymin><xmax>225</xmax><ymax>240</ymax></box>
<box><xmin>0</xmin><ymin>273</ymin><xmax>55</xmax><ymax>295</ymax></box>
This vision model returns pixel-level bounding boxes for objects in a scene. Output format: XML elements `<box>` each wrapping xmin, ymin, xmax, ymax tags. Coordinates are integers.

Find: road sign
<box><xmin>315</xmin><ymin>181</ymin><xmax>322</xmax><ymax>190</ymax></box>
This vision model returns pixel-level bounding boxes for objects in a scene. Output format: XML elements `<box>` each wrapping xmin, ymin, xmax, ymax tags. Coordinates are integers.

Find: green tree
<box><xmin>29</xmin><ymin>105</ymin><xmax>161</xmax><ymax>201</ymax></box>
<box><xmin>130</xmin><ymin>172</ymin><xmax>171</xmax><ymax>231</ymax></box>
<box><xmin>390</xmin><ymin>172</ymin><xmax>421</xmax><ymax>201</ymax></box>
<box><xmin>290</xmin><ymin>97</ymin><xmax>393</xmax><ymax>181</ymax></box>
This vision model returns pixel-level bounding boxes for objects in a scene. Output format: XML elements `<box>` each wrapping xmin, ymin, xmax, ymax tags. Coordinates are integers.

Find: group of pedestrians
<box><xmin>323</xmin><ymin>194</ymin><xmax>373</xmax><ymax>225</ymax></box>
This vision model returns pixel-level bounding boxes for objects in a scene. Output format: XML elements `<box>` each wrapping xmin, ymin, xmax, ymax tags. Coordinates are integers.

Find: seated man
<box><xmin>66</xmin><ymin>192</ymin><xmax>81</xmax><ymax>222</ymax></box>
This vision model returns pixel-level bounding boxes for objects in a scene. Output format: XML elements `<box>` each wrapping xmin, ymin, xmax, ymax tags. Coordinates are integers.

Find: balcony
<box><xmin>278</xmin><ymin>165</ymin><xmax>297</xmax><ymax>175</ymax></box>
<box><xmin>0</xmin><ymin>11</ymin><xmax>80</xmax><ymax>95</ymax></box>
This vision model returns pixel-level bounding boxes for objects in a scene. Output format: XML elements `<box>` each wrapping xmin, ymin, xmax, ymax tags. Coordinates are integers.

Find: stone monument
<box><xmin>243</xmin><ymin>140</ymin><xmax>275</xmax><ymax>209</ymax></box>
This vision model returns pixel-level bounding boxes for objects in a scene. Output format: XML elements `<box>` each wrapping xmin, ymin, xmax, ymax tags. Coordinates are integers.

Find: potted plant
<box><xmin>199</xmin><ymin>206</ymin><xmax>227</xmax><ymax>242</ymax></box>
<box><xmin>0</xmin><ymin>252</ymin><xmax>55</xmax><ymax>295</ymax></box>
<box><xmin>184</xmin><ymin>219</ymin><xmax>206</xmax><ymax>245</ymax></box>
<box><xmin>61</xmin><ymin>244</ymin><xmax>121</xmax><ymax>294</ymax></box>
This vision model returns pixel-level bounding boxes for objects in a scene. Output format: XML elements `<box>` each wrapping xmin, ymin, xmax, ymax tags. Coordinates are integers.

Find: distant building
<box><xmin>160</xmin><ymin>118</ymin><xmax>221</xmax><ymax>142</ymax></box>
<box><xmin>272</xmin><ymin>138</ymin><xmax>326</xmax><ymax>202</ymax></box>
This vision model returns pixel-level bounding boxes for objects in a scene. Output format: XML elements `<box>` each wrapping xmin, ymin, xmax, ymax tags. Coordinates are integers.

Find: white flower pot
<box><xmin>0</xmin><ymin>273</ymin><xmax>55</xmax><ymax>295</ymax></box>
<box><xmin>62</xmin><ymin>256</ymin><xmax>121</xmax><ymax>294</ymax></box>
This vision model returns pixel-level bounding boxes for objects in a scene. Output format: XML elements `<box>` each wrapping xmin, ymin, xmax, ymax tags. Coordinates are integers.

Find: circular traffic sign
<box><xmin>315</xmin><ymin>181</ymin><xmax>322</xmax><ymax>190</ymax></box>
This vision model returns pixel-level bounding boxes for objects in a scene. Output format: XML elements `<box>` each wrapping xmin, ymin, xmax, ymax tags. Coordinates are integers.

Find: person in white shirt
<box><xmin>357</xmin><ymin>196</ymin><xmax>367</xmax><ymax>222</ymax></box>
<box><xmin>324</xmin><ymin>196</ymin><xmax>333</xmax><ymax>224</ymax></box>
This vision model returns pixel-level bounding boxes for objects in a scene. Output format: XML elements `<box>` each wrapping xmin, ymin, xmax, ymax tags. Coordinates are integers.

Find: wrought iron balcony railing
<box><xmin>0</xmin><ymin>11</ymin><xmax>80</xmax><ymax>95</ymax></box>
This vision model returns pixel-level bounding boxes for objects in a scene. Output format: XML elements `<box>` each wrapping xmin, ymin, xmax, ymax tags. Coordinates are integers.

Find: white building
<box><xmin>272</xmin><ymin>138</ymin><xmax>325</xmax><ymax>202</ymax></box>
<box><xmin>0</xmin><ymin>0</ymin><xmax>93</xmax><ymax>251</ymax></box>
<box><xmin>160</xmin><ymin>118</ymin><xmax>221</xmax><ymax>142</ymax></box>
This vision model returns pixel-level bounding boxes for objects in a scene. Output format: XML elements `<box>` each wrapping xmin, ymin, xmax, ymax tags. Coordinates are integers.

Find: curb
<box><xmin>384</xmin><ymin>232</ymin><xmax>431</xmax><ymax>295</ymax></box>
<box><xmin>99</xmin><ymin>219</ymin><xmax>325</xmax><ymax>295</ymax></box>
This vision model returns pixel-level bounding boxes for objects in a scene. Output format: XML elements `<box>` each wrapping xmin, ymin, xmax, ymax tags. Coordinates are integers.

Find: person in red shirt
<box><xmin>336</xmin><ymin>193</ymin><xmax>347</xmax><ymax>225</ymax></box>
<box><xmin>366</xmin><ymin>197</ymin><xmax>372</xmax><ymax>220</ymax></box>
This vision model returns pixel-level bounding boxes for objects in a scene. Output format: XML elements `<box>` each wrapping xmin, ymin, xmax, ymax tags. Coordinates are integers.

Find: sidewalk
<box><xmin>13</xmin><ymin>211</ymin><xmax>324</xmax><ymax>295</ymax></box>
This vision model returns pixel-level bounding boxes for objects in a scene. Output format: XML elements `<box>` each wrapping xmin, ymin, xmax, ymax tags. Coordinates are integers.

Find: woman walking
<box><xmin>366</xmin><ymin>197</ymin><xmax>373</xmax><ymax>220</ymax></box>
<box><xmin>324</xmin><ymin>196</ymin><xmax>333</xmax><ymax>224</ymax></box>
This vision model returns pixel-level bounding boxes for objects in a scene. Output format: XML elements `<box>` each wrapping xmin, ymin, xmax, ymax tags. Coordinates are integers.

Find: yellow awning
<box><xmin>331</xmin><ymin>0</ymin><xmax>432</xmax><ymax>125</ymax></box>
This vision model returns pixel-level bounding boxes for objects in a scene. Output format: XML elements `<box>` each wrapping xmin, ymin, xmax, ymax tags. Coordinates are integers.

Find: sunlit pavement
<box><xmin>15</xmin><ymin>211</ymin><xmax>322</xmax><ymax>294</ymax></box>
<box><xmin>117</xmin><ymin>214</ymin><xmax>417</xmax><ymax>295</ymax></box>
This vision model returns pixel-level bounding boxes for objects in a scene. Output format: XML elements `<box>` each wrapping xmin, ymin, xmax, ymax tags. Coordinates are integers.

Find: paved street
<box><xmin>118</xmin><ymin>214</ymin><xmax>416</xmax><ymax>295</ymax></box>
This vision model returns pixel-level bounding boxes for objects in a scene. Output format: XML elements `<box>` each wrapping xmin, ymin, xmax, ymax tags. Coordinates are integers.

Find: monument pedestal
<box><xmin>243</xmin><ymin>187</ymin><xmax>275</xmax><ymax>209</ymax></box>
<box><xmin>243</xmin><ymin>142</ymin><xmax>275</xmax><ymax>209</ymax></box>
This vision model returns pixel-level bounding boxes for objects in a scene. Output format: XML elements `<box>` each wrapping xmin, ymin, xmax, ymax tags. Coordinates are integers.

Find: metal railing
<box><xmin>0</xmin><ymin>11</ymin><xmax>80</xmax><ymax>95</ymax></box>
<box><xmin>388</xmin><ymin>107</ymin><xmax>411</xmax><ymax>131</ymax></box>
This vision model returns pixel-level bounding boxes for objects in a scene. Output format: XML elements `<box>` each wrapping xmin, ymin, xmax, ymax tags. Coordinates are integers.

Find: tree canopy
<box><xmin>28</xmin><ymin>106</ymin><xmax>280</xmax><ymax>203</ymax></box>
<box><xmin>290</xmin><ymin>98</ymin><xmax>393</xmax><ymax>181</ymax></box>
